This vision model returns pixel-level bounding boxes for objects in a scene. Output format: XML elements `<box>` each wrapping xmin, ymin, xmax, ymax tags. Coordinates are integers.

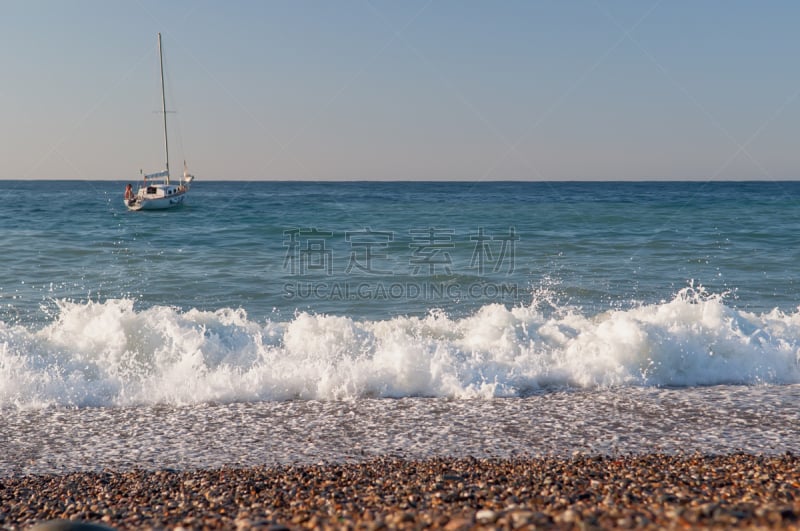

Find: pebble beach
<box><xmin>2</xmin><ymin>454</ymin><xmax>799</xmax><ymax>530</ymax></box>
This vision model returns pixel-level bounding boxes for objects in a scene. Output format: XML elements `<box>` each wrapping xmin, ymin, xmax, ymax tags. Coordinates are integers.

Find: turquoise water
<box><xmin>2</xmin><ymin>180</ymin><xmax>799</xmax><ymax>325</ymax></box>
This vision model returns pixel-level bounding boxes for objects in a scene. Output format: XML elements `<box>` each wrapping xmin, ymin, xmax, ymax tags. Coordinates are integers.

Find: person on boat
<box><xmin>124</xmin><ymin>183</ymin><xmax>135</xmax><ymax>204</ymax></box>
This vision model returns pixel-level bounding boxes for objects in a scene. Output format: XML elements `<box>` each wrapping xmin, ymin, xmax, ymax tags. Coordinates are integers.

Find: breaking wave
<box><xmin>2</xmin><ymin>287</ymin><xmax>799</xmax><ymax>408</ymax></box>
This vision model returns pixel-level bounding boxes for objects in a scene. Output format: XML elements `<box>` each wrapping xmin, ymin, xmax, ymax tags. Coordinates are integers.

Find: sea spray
<box><xmin>1</xmin><ymin>287</ymin><xmax>799</xmax><ymax>409</ymax></box>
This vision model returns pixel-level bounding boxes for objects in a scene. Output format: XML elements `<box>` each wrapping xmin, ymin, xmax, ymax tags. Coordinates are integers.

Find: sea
<box><xmin>1</xmin><ymin>180</ymin><xmax>799</xmax><ymax>476</ymax></box>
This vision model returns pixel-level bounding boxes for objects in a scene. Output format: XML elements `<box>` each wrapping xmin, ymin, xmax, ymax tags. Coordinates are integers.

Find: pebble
<box><xmin>0</xmin><ymin>454</ymin><xmax>797</xmax><ymax>529</ymax></box>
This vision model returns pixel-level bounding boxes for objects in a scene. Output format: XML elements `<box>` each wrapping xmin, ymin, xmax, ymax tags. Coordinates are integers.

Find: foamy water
<box><xmin>3</xmin><ymin>386</ymin><xmax>799</xmax><ymax>476</ymax></box>
<box><xmin>2</xmin><ymin>287</ymin><xmax>799</xmax><ymax>409</ymax></box>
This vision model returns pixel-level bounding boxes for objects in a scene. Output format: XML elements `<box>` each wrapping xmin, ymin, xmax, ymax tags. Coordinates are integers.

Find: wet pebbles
<box><xmin>2</xmin><ymin>454</ymin><xmax>798</xmax><ymax>529</ymax></box>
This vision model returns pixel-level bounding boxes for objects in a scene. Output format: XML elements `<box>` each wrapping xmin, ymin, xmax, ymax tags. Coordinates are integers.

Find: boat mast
<box><xmin>158</xmin><ymin>32</ymin><xmax>170</xmax><ymax>184</ymax></box>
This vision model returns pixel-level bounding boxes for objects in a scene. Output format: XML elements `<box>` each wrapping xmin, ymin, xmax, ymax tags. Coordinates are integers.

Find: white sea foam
<box><xmin>1</xmin><ymin>287</ymin><xmax>799</xmax><ymax>408</ymax></box>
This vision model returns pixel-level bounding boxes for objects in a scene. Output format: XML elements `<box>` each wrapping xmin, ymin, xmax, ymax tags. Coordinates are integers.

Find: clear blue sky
<box><xmin>2</xmin><ymin>1</ymin><xmax>799</xmax><ymax>181</ymax></box>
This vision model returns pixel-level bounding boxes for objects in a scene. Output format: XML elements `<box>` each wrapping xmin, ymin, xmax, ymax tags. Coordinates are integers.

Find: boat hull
<box><xmin>136</xmin><ymin>192</ymin><xmax>186</xmax><ymax>210</ymax></box>
<box><xmin>125</xmin><ymin>186</ymin><xmax>188</xmax><ymax>211</ymax></box>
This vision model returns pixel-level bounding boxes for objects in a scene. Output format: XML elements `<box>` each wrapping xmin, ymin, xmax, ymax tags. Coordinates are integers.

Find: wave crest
<box><xmin>2</xmin><ymin>287</ymin><xmax>799</xmax><ymax>408</ymax></box>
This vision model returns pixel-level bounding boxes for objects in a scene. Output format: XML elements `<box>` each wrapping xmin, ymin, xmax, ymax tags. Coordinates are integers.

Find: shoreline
<box><xmin>2</xmin><ymin>454</ymin><xmax>798</xmax><ymax>530</ymax></box>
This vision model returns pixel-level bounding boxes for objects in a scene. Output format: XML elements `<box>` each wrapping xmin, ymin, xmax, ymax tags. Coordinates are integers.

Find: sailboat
<box><xmin>126</xmin><ymin>33</ymin><xmax>194</xmax><ymax>211</ymax></box>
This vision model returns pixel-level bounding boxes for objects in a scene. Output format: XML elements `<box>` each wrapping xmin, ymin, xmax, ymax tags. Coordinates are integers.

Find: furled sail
<box><xmin>145</xmin><ymin>169</ymin><xmax>169</xmax><ymax>179</ymax></box>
